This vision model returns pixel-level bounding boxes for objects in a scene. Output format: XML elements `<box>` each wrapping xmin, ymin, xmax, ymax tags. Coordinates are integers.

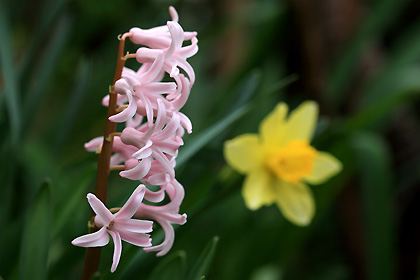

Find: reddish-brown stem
<box><xmin>81</xmin><ymin>34</ymin><xmax>129</xmax><ymax>280</ymax></box>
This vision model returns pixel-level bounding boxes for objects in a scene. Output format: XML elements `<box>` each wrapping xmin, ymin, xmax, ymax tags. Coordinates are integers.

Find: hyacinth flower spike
<box><xmin>224</xmin><ymin>101</ymin><xmax>342</xmax><ymax>226</ymax></box>
<box><xmin>72</xmin><ymin>185</ymin><xmax>153</xmax><ymax>272</ymax></box>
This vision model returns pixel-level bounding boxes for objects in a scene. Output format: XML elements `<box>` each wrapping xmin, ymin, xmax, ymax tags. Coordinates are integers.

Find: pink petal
<box><xmin>84</xmin><ymin>137</ymin><xmax>103</xmax><ymax>152</ymax></box>
<box><xmin>152</xmin><ymin>149</ymin><xmax>175</xmax><ymax>179</ymax></box>
<box><xmin>108</xmin><ymin>230</ymin><xmax>122</xmax><ymax>273</ymax></box>
<box><xmin>110</xmin><ymin>154</ymin><xmax>125</xmax><ymax>167</ymax></box>
<box><xmin>183</xmin><ymin>31</ymin><xmax>198</xmax><ymax>41</ymax></box>
<box><xmin>177</xmin><ymin>59</ymin><xmax>195</xmax><ymax>86</ymax></box>
<box><xmin>172</xmin><ymin>74</ymin><xmax>190</xmax><ymax>110</ymax></box>
<box><xmin>109</xmin><ymin>89</ymin><xmax>137</xmax><ymax>123</ymax></box>
<box><xmin>153</xmin><ymin>113</ymin><xmax>180</xmax><ymax>141</ymax></box>
<box><xmin>144</xmin><ymin>187</ymin><xmax>166</xmax><ymax>202</ymax></box>
<box><xmin>146</xmin><ymin>173</ymin><xmax>169</xmax><ymax>186</ymax></box>
<box><xmin>132</xmin><ymin>140</ymin><xmax>153</xmax><ymax>159</ymax></box>
<box><xmin>119</xmin><ymin>231</ymin><xmax>152</xmax><ymax>247</ymax></box>
<box><xmin>71</xmin><ymin>227</ymin><xmax>109</xmax><ymax>247</ymax></box>
<box><xmin>177</xmin><ymin>37</ymin><xmax>199</xmax><ymax>58</ymax></box>
<box><xmin>113</xmin><ymin>218</ymin><xmax>153</xmax><ymax>233</ymax></box>
<box><xmin>140</xmin><ymin>52</ymin><xmax>165</xmax><ymax>83</ymax></box>
<box><xmin>179</xmin><ymin>112</ymin><xmax>192</xmax><ymax>134</ymax></box>
<box><xmin>166</xmin><ymin>74</ymin><xmax>183</xmax><ymax>100</ymax></box>
<box><xmin>115</xmin><ymin>185</ymin><xmax>146</xmax><ymax>219</ymax></box>
<box><xmin>166</xmin><ymin>21</ymin><xmax>184</xmax><ymax>58</ymax></box>
<box><xmin>120</xmin><ymin>157</ymin><xmax>152</xmax><ymax>180</ymax></box>
<box><xmin>87</xmin><ymin>193</ymin><xmax>114</xmax><ymax>226</ymax></box>
<box><xmin>142</xmin><ymin>82</ymin><xmax>177</xmax><ymax>94</ymax></box>
<box><xmin>169</xmin><ymin>6</ymin><xmax>178</xmax><ymax>22</ymax></box>
<box><xmin>143</xmin><ymin>219</ymin><xmax>174</xmax><ymax>257</ymax></box>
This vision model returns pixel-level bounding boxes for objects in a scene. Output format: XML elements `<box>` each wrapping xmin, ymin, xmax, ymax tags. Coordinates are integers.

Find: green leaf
<box><xmin>22</xmin><ymin>15</ymin><xmax>72</xmax><ymax>130</ymax></box>
<box><xmin>351</xmin><ymin>132</ymin><xmax>396</xmax><ymax>280</ymax></box>
<box><xmin>54</xmin><ymin>58</ymin><xmax>91</xmax><ymax>150</ymax></box>
<box><xmin>177</xmin><ymin>104</ymin><xmax>249</xmax><ymax>167</ymax></box>
<box><xmin>148</xmin><ymin>250</ymin><xmax>187</xmax><ymax>280</ymax></box>
<box><xmin>0</xmin><ymin>1</ymin><xmax>21</xmax><ymax>147</ymax></box>
<box><xmin>19</xmin><ymin>179</ymin><xmax>52</xmax><ymax>280</ymax></box>
<box><xmin>188</xmin><ymin>236</ymin><xmax>219</xmax><ymax>280</ymax></box>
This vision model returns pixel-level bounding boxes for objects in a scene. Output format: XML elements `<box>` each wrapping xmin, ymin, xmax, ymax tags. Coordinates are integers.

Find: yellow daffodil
<box><xmin>224</xmin><ymin>101</ymin><xmax>342</xmax><ymax>226</ymax></box>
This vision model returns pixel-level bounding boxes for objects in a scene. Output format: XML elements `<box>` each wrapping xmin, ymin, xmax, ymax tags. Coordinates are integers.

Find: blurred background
<box><xmin>1</xmin><ymin>0</ymin><xmax>420</xmax><ymax>279</ymax></box>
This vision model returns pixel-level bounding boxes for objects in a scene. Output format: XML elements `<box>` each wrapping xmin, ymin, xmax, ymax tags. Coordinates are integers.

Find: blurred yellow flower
<box><xmin>224</xmin><ymin>101</ymin><xmax>342</xmax><ymax>226</ymax></box>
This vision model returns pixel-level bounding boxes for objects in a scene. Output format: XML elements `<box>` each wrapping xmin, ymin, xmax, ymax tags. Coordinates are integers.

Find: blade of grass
<box><xmin>22</xmin><ymin>14</ymin><xmax>72</xmax><ymax>131</ymax></box>
<box><xmin>0</xmin><ymin>1</ymin><xmax>21</xmax><ymax>147</ymax></box>
<box><xmin>18</xmin><ymin>179</ymin><xmax>52</xmax><ymax>280</ymax></box>
<box><xmin>19</xmin><ymin>0</ymin><xmax>69</xmax><ymax>85</ymax></box>
<box><xmin>351</xmin><ymin>132</ymin><xmax>396</xmax><ymax>280</ymax></box>
<box><xmin>54</xmin><ymin>58</ymin><xmax>91</xmax><ymax>150</ymax></box>
<box><xmin>188</xmin><ymin>236</ymin><xmax>219</xmax><ymax>280</ymax></box>
<box><xmin>148</xmin><ymin>251</ymin><xmax>187</xmax><ymax>280</ymax></box>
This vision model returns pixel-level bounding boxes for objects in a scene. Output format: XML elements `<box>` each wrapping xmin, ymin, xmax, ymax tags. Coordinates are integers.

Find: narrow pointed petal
<box><xmin>84</xmin><ymin>137</ymin><xmax>103</xmax><ymax>152</ymax></box>
<box><xmin>109</xmin><ymin>231</ymin><xmax>122</xmax><ymax>273</ymax></box>
<box><xmin>178</xmin><ymin>112</ymin><xmax>192</xmax><ymax>134</ymax></box>
<box><xmin>87</xmin><ymin>194</ymin><xmax>114</xmax><ymax>226</ymax></box>
<box><xmin>177</xmin><ymin>37</ymin><xmax>199</xmax><ymax>58</ymax></box>
<box><xmin>242</xmin><ymin>168</ymin><xmax>275</xmax><ymax>210</ymax></box>
<box><xmin>282</xmin><ymin>101</ymin><xmax>318</xmax><ymax>145</ymax></box>
<box><xmin>169</xmin><ymin>6</ymin><xmax>179</xmax><ymax>22</ymax></box>
<box><xmin>116</xmin><ymin>185</ymin><xmax>146</xmax><ymax>219</ymax></box>
<box><xmin>166</xmin><ymin>21</ymin><xmax>184</xmax><ymax>57</ymax></box>
<box><xmin>275</xmin><ymin>181</ymin><xmax>315</xmax><ymax>226</ymax></box>
<box><xmin>224</xmin><ymin>134</ymin><xmax>263</xmax><ymax>174</ymax></box>
<box><xmin>119</xmin><ymin>231</ymin><xmax>152</xmax><ymax>247</ymax></box>
<box><xmin>304</xmin><ymin>152</ymin><xmax>342</xmax><ymax>185</ymax></box>
<box><xmin>132</xmin><ymin>140</ymin><xmax>153</xmax><ymax>159</ymax></box>
<box><xmin>143</xmin><ymin>219</ymin><xmax>174</xmax><ymax>256</ymax></box>
<box><xmin>153</xmin><ymin>113</ymin><xmax>180</xmax><ymax>141</ymax></box>
<box><xmin>144</xmin><ymin>187</ymin><xmax>166</xmax><ymax>202</ymax></box>
<box><xmin>138</xmin><ymin>51</ymin><xmax>164</xmax><ymax>83</ymax></box>
<box><xmin>113</xmin><ymin>218</ymin><xmax>153</xmax><ymax>233</ymax></box>
<box><xmin>109</xmin><ymin>90</ymin><xmax>137</xmax><ymax>123</ymax></box>
<box><xmin>71</xmin><ymin>227</ymin><xmax>109</xmax><ymax>247</ymax></box>
<box><xmin>120</xmin><ymin>157</ymin><xmax>152</xmax><ymax>180</ymax></box>
<box><xmin>177</xmin><ymin>59</ymin><xmax>195</xmax><ymax>86</ymax></box>
<box><xmin>260</xmin><ymin>102</ymin><xmax>288</xmax><ymax>147</ymax></box>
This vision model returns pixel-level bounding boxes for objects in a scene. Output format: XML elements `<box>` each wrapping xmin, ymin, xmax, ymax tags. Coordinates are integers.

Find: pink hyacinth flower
<box><xmin>129</xmin><ymin>6</ymin><xmax>197</xmax><ymax>49</ymax></box>
<box><xmin>71</xmin><ymin>185</ymin><xmax>153</xmax><ymax>272</ymax></box>
<box><xmin>135</xmin><ymin>179</ymin><xmax>187</xmax><ymax>256</ymax></box>
<box><xmin>119</xmin><ymin>99</ymin><xmax>183</xmax><ymax>181</ymax></box>
<box><xmin>135</xmin><ymin>21</ymin><xmax>198</xmax><ymax>86</ymax></box>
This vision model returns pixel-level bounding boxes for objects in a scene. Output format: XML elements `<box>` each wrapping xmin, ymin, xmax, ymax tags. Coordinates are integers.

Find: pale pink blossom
<box><xmin>71</xmin><ymin>185</ymin><xmax>153</xmax><ymax>272</ymax></box>
<box><xmin>129</xmin><ymin>7</ymin><xmax>197</xmax><ymax>50</ymax></box>
<box><xmin>119</xmin><ymin>99</ymin><xmax>183</xmax><ymax>181</ymax></box>
<box><xmin>135</xmin><ymin>21</ymin><xmax>198</xmax><ymax>86</ymax></box>
<box><xmin>135</xmin><ymin>180</ymin><xmax>187</xmax><ymax>256</ymax></box>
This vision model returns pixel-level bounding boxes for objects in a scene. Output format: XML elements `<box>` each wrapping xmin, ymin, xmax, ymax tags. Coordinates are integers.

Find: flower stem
<box><xmin>81</xmin><ymin>34</ymin><xmax>129</xmax><ymax>280</ymax></box>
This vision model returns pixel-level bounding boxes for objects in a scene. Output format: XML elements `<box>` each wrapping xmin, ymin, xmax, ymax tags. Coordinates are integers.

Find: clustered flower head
<box><xmin>224</xmin><ymin>101</ymin><xmax>342</xmax><ymax>226</ymax></box>
<box><xmin>72</xmin><ymin>7</ymin><xmax>197</xmax><ymax>272</ymax></box>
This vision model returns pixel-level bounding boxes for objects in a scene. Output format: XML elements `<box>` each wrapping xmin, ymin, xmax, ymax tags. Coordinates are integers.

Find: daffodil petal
<box><xmin>275</xmin><ymin>181</ymin><xmax>314</xmax><ymax>226</ymax></box>
<box><xmin>259</xmin><ymin>103</ymin><xmax>288</xmax><ymax>147</ymax></box>
<box><xmin>304</xmin><ymin>152</ymin><xmax>342</xmax><ymax>185</ymax></box>
<box><xmin>224</xmin><ymin>134</ymin><xmax>262</xmax><ymax>174</ymax></box>
<box><xmin>281</xmin><ymin>101</ymin><xmax>318</xmax><ymax>146</ymax></box>
<box><xmin>242</xmin><ymin>168</ymin><xmax>275</xmax><ymax>210</ymax></box>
